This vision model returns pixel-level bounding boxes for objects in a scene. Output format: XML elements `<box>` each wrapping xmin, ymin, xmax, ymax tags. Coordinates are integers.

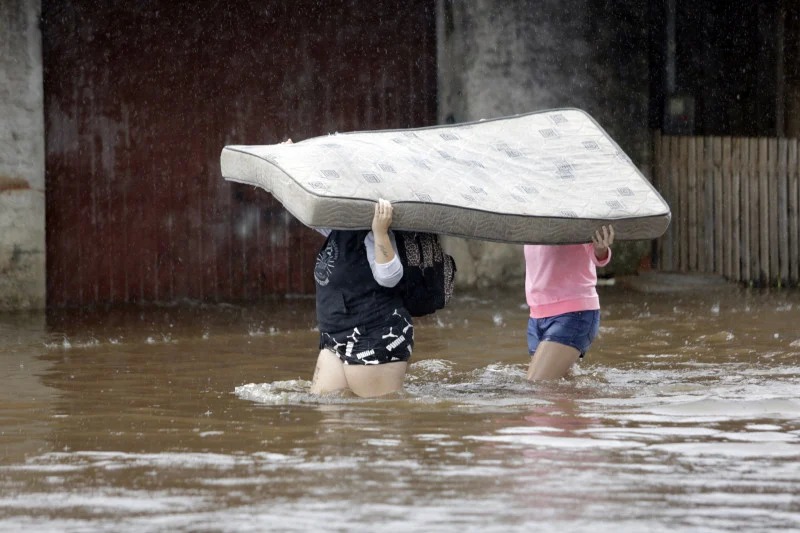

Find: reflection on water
<box><xmin>0</xmin><ymin>280</ymin><xmax>799</xmax><ymax>532</ymax></box>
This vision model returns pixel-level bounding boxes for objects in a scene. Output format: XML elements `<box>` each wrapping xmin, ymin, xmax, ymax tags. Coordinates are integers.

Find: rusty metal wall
<box><xmin>42</xmin><ymin>1</ymin><xmax>437</xmax><ymax>307</ymax></box>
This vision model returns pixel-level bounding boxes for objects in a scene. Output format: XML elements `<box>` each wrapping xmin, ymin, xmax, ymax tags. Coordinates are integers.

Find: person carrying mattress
<box><xmin>278</xmin><ymin>139</ymin><xmax>413</xmax><ymax>397</ymax></box>
<box><xmin>523</xmin><ymin>225</ymin><xmax>615</xmax><ymax>380</ymax></box>
<box><xmin>310</xmin><ymin>197</ymin><xmax>413</xmax><ymax>397</ymax></box>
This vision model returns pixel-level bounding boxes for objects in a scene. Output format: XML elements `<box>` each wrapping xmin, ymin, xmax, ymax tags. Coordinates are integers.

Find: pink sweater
<box><xmin>524</xmin><ymin>244</ymin><xmax>611</xmax><ymax>319</ymax></box>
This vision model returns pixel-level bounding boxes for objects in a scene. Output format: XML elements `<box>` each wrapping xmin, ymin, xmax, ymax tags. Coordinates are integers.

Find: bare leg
<box><xmin>310</xmin><ymin>349</ymin><xmax>348</xmax><ymax>394</ymax></box>
<box><xmin>343</xmin><ymin>361</ymin><xmax>408</xmax><ymax>398</ymax></box>
<box><xmin>526</xmin><ymin>340</ymin><xmax>580</xmax><ymax>381</ymax></box>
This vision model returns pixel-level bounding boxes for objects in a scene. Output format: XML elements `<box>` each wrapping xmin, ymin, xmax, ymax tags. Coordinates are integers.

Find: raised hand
<box><xmin>592</xmin><ymin>225</ymin><xmax>615</xmax><ymax>261</ymax></box>
<box><xmin>372</xmin><ymin>198</ymin><xmax>393</xmax><ymax>235</ymax></box>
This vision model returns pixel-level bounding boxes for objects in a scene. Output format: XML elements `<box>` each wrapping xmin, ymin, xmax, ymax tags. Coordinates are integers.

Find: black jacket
<box><xmin>314</xmin><ymin>230</ymin><xmax>404</xmax><ymax>333</ymax></box>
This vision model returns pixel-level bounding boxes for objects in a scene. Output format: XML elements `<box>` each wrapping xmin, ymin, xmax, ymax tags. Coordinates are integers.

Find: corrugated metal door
<box><xmin>42</xmin><ymin>1</ymin><xmax>437</xmax><ymax>307</ymax></box>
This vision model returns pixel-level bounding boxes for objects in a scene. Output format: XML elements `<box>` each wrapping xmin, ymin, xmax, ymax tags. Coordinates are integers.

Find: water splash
<box><xmin>234</xmin><ymin>380</ymin><xmax>315</xmax><ymax>405</ymax></box>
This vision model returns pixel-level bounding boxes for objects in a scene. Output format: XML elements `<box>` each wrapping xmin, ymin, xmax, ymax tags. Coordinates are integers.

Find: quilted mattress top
<box><xmin>220</xmin><ymin>108</ymin><xmax>670</xmax><ymax>244</ymax></box>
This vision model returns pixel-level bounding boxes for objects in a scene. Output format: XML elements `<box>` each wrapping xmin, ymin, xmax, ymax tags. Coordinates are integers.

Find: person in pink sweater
<box><xmin>524</xmin><ymin>225</ymin><xmax>615</xmax><ymax>380</ymax></box>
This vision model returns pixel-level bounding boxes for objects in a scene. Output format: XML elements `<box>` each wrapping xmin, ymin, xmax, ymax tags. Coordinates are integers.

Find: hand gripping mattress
<box><xmin>220</xmin><ymin>108</ymin><xmax>671</xmax><ymax>244</ymax></box>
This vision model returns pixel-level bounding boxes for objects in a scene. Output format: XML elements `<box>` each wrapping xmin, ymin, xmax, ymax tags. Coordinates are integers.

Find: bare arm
<box><xmin>372</xmin><ymin>198</ymin><xmax>395</xmax><ymax>264</ymax></box>
<box><xmin>365</xmin><ymin>199</ymin><xmax>403</xmax><ymax>287</ymax></box>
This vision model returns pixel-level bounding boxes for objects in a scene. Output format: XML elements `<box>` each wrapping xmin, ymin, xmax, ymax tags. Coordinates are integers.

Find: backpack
<box><xmin>395</xmin><ymin>231</ymin><xmax>456</xmax><ymax>317</ymax></box>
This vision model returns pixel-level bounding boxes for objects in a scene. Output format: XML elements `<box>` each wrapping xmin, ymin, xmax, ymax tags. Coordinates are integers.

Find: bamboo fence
<box><xmin>653</xmin><ymin>132</ymin><xmax>799</xmax><ymax>287</ymax></box>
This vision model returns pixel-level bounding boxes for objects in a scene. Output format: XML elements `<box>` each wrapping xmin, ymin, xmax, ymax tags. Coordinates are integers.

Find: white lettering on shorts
<box><xmin>345</xmin><ymin>327</ymin><xmax>361</xmax><ymax>357</ymax></box>
<box><xmin>354</xmin><ymin>349</ymin><xmax>375</xmax><ymax>360</ymax></box>
<box><xmin>386</xmin><ymin>335</ymin><xmax>406</xmax><ymax>352</ymax></box>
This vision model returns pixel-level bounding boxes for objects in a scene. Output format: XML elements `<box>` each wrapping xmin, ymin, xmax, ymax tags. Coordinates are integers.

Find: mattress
<box><xmin>220</xmin><ymin>108</ymin><xmax>671</xmax><ymax>244</ymax></box>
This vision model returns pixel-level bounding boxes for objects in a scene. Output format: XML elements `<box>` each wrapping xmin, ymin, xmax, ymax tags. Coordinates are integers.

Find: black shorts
<box><xmin>319</xmin><ymin>308</ymin><xmax>414</xmax><ymax>365</ymax></box>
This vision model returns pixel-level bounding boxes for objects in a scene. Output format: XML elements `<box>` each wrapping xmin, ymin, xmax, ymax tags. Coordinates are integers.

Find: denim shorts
<box><xmin>320</xmin><ymin>308</ymin><xmax>414</xmax><ymax>365</ymax></box>
<box><xmin>527</xmin><ymin>310</ymin><xmax>600</xmax><ymax>358</ymax></box>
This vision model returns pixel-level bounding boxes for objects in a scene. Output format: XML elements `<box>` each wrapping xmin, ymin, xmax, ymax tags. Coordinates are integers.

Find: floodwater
<box><xmin>1</xmin><ymin>275</ymin><xmax>799</xmax><ymax>532</ymax></box>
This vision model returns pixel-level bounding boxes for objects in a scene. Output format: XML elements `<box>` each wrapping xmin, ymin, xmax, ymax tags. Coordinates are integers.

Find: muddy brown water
<box><xmin>1</xmin><ymin>277</ymin><xmax>799</xmax><ymax>532</ymax></box>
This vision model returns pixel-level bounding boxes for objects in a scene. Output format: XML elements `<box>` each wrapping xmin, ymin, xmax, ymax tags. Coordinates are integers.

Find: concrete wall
<box><xmin>437</xmin><ymin>0</ymin><xmax>652</xmax><ymax>288</ymax></box>
<box><xmin>0</xmin><ymin>0</ymin><xmax>45</xmax><ymax>311</ymax></box>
